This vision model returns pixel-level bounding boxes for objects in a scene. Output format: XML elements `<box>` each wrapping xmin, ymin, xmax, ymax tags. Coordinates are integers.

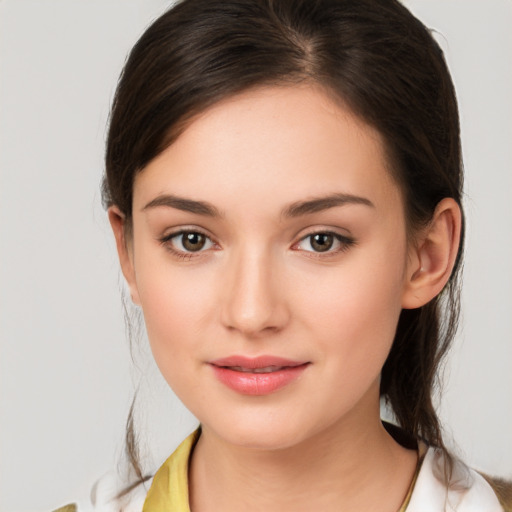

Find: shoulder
<box><xmin>52</xmin><ymin>429</ymin><xmax>199</xmax><ymax>512</ymax></box>
<box><xmin>408</xmin><ymin>446</ymin><xmax>509</xmax><ymax>511</ymax></box>
<box><xmin>52</xmin><ymin>473</ymin><xmax>154</xmax><ymax>512</ymax></box>
<box><xmin>481</xmin><ymin>474</ymin><xmax>512</xmax><ymax>512</ymax></box>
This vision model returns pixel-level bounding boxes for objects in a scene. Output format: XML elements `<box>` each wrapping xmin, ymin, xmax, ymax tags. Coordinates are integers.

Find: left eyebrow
<box><xmin>282</xmin><ymin>193</ymin><xmax>374</xmax><ymax>218</ymax></box>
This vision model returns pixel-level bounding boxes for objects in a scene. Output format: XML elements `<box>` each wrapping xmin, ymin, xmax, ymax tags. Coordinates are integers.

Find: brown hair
<box><xmin>104</xmin><ymin>0</ymin><xmax>464</xmax><ymax>484</ymax></box>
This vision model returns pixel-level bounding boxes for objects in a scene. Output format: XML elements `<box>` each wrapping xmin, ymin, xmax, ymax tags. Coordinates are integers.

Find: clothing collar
<box><xmin>142</xmin><ymin>429</ymin><xmax>200</xmax><ymax>512</ymax></box>
<box><xmin>142</xmin><ymin>428</ymin><xmax>503</xmax><ymax>512</ymax></box>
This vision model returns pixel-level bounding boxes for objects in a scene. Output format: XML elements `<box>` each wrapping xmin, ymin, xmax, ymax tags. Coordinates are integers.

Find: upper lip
<box><xmin>209</xmin><ymin>355</ymin><xmax>308</xmax><ymax>369</ymax></box>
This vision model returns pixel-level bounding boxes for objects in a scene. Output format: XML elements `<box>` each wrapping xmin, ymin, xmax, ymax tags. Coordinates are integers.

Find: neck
<box><xmin>189</xmin><ymin>393</ymin><xmax>418</xmax><ymax>512</ymax></box>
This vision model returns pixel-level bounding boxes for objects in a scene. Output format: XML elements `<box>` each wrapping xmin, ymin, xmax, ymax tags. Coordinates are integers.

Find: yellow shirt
<box><xmin>142</xmin><ymin>429</ymin><xmax>201</xmax><ymax>512</ymax></box>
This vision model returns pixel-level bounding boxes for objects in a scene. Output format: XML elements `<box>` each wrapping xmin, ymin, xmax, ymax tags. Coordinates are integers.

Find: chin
<box><xmin>202</xmin><ymin>409</ymin><xmax>318</xmax><ymax>452</ymax></box>
<box><xmin>226</xmin><ymin>427</ymin><xmax>304</xmax><ymax>451</ymax></box>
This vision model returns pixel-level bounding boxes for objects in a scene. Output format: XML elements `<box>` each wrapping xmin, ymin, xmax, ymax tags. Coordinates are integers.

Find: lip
<box><xmin>209</xmin><ymin>355</ymin><xmax>310</xmax><ymax>395</ymax></box>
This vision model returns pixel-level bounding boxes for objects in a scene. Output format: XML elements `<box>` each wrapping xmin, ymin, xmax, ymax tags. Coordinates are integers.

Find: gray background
<box><xmin>1</xmin><ymin>1</ymin><xmax>511</xmax><ymax>510</ymax></box>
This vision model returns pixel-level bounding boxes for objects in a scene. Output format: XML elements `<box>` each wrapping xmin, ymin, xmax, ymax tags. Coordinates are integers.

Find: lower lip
<box><xmin>210</xmin><ymin>364</ymin><xmax>309</xmax><ymax>395</ymax></box>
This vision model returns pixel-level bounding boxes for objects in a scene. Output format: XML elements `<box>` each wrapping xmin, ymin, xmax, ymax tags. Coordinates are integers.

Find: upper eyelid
<box><xmin>160</xmin><ymin>226</ymin><xmax>216</xmax><ymax>242</ymax></box>
<box><xmin>294</xmin><ymin>226</ymin><xmax>354</xmax><ymax>242</ymax></box>
<box><xmin>295</xmin><ymin>231</ymin><xmax>354</xmax><ymax>246</ymax></box>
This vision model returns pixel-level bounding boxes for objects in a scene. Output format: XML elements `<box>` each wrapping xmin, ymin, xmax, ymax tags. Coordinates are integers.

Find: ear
<box><xmin>108</xmin><ymin>206</ymin><xmax>141</xmax><ymax>305</ymax></box>
<box><xmin>402</xmin><ymin>198</ymin><xmax>462</xmax><ymax>309</ymax></box>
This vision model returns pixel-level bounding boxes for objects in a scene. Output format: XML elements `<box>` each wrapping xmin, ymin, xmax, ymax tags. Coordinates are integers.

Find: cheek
<box><xmin>292</xmin><ymin>240</ymin><xmax>407</xmax><ymax>371</ymax></box>
<box><xmin>134</xmin><ymin>253</ymin><xmax>217</xmax><ymax>385</ymax></box>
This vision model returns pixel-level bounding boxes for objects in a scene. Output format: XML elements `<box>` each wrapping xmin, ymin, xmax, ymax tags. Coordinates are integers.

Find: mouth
<box><xmin>209</xmin><ymin>355</ymin><xmax>310</xmax><ymax>395</ymax></box>
<box><xmin>221</xmin><ymin>365</ymin><xmax>293</xmax><ymax>374</ymax></box>
<box><xmin>210</xmin><ymin>355</ymin><xmax>308</xmax><ymax>369</ymax></box>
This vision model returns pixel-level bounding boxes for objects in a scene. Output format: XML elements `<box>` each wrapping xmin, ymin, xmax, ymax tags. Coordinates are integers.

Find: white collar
<box><xmin>407</xmin><ymin>446</ymin><xmax>503</xmax><ymax>511</ymax></box>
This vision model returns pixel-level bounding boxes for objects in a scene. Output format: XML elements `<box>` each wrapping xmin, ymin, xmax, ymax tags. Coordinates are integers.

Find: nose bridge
<box><xmin>221</xmin><ymin>242</ymin><xmax>287</xmax><ymax>335</ymax></box>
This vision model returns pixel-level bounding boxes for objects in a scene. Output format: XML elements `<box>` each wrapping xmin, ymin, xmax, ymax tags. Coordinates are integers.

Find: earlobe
<box><xmin>402</xmin><ymin>198</ymin><xmax>462</xmax><ymax>309</ymax></box>
<box><xmin>108</xmin><ymin>206</ymin><xmax>141</xmax><ymax>305</ymax></box>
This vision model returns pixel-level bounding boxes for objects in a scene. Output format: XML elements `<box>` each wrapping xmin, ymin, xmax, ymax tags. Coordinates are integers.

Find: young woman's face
<box><xmin>125</xmin><ymin>86</ymin><xmax>414</xmax><ymax>450</ymax></box>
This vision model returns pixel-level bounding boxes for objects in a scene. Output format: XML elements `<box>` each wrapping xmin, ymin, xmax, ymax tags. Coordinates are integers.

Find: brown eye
<box><xmin>163</xmin><ymin>230</ymin><xmax>214</xmax><ymax>254</ymax></box>
<box><xmin>310</xmin><ymin>233</ymin><xmax>334</xmax><ymax>252</ymax></box>
<box><xmin>295</xmin><ymin>231</ymin><xmax>355</xmax><ymax>255</ymax></box>
<box><xmin>181</xmin><ymin>232</ymin><xmax>207</xmax><ymax>252</ymax></box>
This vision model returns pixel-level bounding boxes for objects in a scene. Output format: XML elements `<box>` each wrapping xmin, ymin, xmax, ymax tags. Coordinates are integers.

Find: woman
<box><xmin>58</xmin><ymin>0</ymin><xmax>511</xmax><ymax>510</ymax></box>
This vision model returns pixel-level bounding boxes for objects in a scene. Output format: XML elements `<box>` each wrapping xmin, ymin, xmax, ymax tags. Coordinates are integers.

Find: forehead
<box><xmin>133</xmin><ymin>85</ymin><xmax>402</xmax><ymax>214</ymax></box>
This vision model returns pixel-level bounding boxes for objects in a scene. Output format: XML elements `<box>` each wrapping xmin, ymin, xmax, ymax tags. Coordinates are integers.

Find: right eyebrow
<box><xmin>141</xmin><ymin>194</ymin><xmax>222</xmax><ymax>217</ymax></box>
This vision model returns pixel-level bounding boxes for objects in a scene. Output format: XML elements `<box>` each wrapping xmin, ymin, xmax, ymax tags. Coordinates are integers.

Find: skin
<box><xmin>110</xmin><ymin>85</ymin><xmax>461</xmax><ymax>511</ymax></box>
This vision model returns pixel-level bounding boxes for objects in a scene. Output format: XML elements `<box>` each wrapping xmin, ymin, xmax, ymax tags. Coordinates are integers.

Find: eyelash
<box><xmin>159</xmin><ymin>229</ymin><xmax>356</xmax><ymax>260</ymax></box>
<box><xmin>159</xmin><ymin>229</ymin><xmax>217</xmax><ymax>260</ymax></box>
<box><xmin>293</xmin><ymin>230</ymin><xmax>356</xmax><ymax>257</ymax></box>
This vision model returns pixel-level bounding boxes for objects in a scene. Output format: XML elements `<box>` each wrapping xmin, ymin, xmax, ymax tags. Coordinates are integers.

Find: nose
<box><xmin>220</xmin><ymin>247</ymin><xmax>289</xmax><ymax>337</ymax></box>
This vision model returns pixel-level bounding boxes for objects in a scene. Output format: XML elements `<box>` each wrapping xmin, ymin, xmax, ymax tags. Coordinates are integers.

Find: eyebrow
<box><xmin>142</xmin><ymin>192</ymin><xmax>374</xmax><ymax>218</ymax></box>
<box><xmin>142</xmin><ymin>194</ymin><xmax>222</xmax><ymax>217</ymax></box>
<box><xmin>282</xmin><ymin>193</ymin><xmax>374</xmax><ymax>217</ymax></box>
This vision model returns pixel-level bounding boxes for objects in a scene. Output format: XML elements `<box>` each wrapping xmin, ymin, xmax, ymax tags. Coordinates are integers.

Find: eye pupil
<box><xmin>182</xmin><ymin>232</ymin><xmax>206</xmax><ymax>251</ymax></box>
<box><xmin>311</xmin><ymin>233</ymin><xmax>334</xmax><ymax>252</ymax></box>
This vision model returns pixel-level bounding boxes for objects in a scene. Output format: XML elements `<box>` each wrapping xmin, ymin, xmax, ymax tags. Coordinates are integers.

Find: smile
<box><xmin>223</xmin><ymin>365</ymin><xmax>287</xmax><ymax>373</ymax></box>
<box><xmin>209</xmin><ymin>356</ymin><xmax>310</xmax><ymax>395</ymax></box>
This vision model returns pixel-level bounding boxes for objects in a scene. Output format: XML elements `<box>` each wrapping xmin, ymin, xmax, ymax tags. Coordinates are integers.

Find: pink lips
<box><xmin>209</xmin><ymin>355</ymin><xmax>310</xmax><ymax>395</ymax></box>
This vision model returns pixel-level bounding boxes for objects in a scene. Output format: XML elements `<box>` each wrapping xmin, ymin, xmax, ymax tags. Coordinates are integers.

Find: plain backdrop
<box><xmin>1</xmin><ymin>1</ymin><xmax>511</xmax><ymax>510</ymax></box>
